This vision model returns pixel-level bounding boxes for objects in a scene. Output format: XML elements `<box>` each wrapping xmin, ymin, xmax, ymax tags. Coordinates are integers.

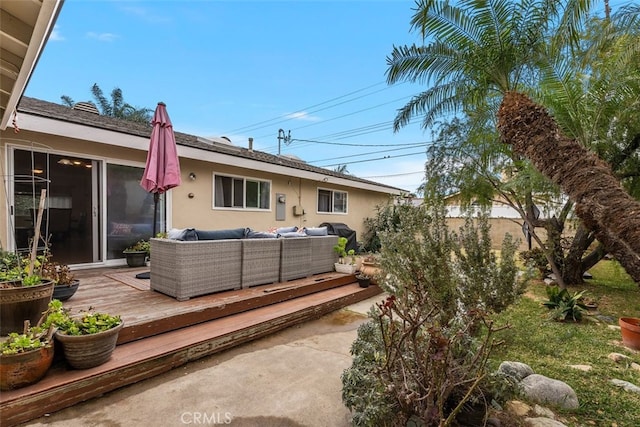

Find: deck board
<box><xmin>0</xmin><ymin>266</ymin><xmax>382</xmax><ymax>426</ymax></box>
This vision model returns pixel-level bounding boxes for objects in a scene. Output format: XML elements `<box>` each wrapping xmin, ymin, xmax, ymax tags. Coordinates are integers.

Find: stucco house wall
<box><xmin>1</xmin><ymin>98</ymin><xmax>401</xmax><ymax>266</ymax></box>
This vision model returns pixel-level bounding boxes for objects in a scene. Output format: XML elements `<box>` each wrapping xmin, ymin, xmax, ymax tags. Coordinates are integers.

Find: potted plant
<box><xmin>123</xmin><ymin>240</ymin><xmax>150</xmax><ymax>267</ymax></box>
<box><xmin>41</xmin><ymin>258</ymin><xmax>79</xmax><ymax>301</ymax></box>
<box><xmin>360</xmin><ymin>253</ymin><xmax>382</xmax><ymax>285</ymax></box>
<box><xmin>0</xmin><ymin>249</ymin><xmax>54</xmax><ymax>336</ymax></box>
<box><xmin>355</xmin><ymin>273</ymin><xmax>371</xmax><ymax>288</ymax></box>
<box><xmin>53</xmin><ymin>307</ymin><xmax>123</xmax><ymax>369</ymax></box>
<box><xmin>0</xmin><ymin>300</ymin><xmax>62</xmax><ymax>390</ymax></box>
<box><xmin>619</xmin><ymin>317</ymin><xmax>640</xmax><ymax>351</ymax></box>
<box><xmin>333</xmin><ymin>237</ymin><xmax>357</xmax><ymax>274</ymax></box>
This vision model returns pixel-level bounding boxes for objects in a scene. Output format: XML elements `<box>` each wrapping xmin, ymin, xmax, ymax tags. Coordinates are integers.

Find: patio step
<box><xmin>117</xmin><ymin>272</ymin><xmax>358</xmax><ymax>344</ymax></box>
<box><xmin>0</xmin><ymin>282</ymin><xmax>381</xmax><ymax>426</ymax></box>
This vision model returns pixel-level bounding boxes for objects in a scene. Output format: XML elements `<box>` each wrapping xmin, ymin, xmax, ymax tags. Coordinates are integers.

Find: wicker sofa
<box><xmin>149</xmin><ymin>233</ymin><xmax>338</xmax><ymax>301</ymax></box>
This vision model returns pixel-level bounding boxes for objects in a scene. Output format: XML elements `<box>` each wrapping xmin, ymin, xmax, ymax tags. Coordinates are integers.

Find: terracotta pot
<box><xmin>360</xmin><ymin>262</ymin><xmax>382</xmax><ymax>285</ymax></box>
<box><xmin>619</xmin><ymin>317</ymin><xmax>640</xmax><ymax>351</ymax></box>
<box><xmin>0</xmin><ymin>344</ymin><xmax>54</xmax><ymax>390</ymax></box>
<box><xmin>0</xmin><ymin>280</ymin><xmax>54</xmax><ymax>335</ymax></box>
<box><xmin>55</xmin><ymin>322</ymin><xmax>124</xmax><ymax>369</ymax></box>
<box><xmin>52</xmin><ymin>279</ymin><xmax>80</xmax><ymax>302</ymax></box>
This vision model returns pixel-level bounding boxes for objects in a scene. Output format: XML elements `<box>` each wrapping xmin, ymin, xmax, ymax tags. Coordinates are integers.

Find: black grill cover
<box><xmin>319</xmin><ymin>222</ymin><xmax>357</xmax><ymax>253</ymax></box>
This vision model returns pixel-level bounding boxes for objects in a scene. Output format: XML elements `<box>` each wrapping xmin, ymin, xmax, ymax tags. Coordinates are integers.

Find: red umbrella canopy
<box><xmin>140</xmin><ymin>102</ymin><xmax>182</xmax><ymax>193</ymax></box>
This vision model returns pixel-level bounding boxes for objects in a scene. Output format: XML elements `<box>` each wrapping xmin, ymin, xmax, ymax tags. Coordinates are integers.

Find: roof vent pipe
<box><xmin>248</xmin><ymin>137</ymin><xmax>253</xmax><ymax>152</ymax></box>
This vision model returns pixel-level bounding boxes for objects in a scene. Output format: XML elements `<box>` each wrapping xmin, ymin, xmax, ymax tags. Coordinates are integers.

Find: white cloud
<box><xmin>284</xmin><ymin>111</ymin><xmax>321</xmax><ymax>122</ymax></box>
<box><xmin>86</xmin><ymin>32</ymin><xmax>119</xmax><ymax>42</ymax></box>
<box><xmin>49</xmin><ymin>25</ymin><xmax>64</xmax><ymax>41</ymax></box>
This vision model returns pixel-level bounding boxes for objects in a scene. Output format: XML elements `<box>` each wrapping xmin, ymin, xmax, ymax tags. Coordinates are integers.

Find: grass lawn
<box><xmin>489</xmin><ymin>259</ymin><xmax>640</xmax><ymax>426</ymax></box>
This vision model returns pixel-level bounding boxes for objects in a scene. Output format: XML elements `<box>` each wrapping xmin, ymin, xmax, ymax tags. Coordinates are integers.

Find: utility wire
<box><xmin>294</xmin><ymin>138</ymin><xmax>429</xmax><ymax>147</ymax></box>
<box><xmin>307</xmin><ymin>144</ymin><xmax>430</xmax><ymax>164</ymax></box>
<box><xmin>363</xmin><ymin>171</ymin><xmax>425</xmax><ymax>178</ymax></box>
<box><xmin>223</xmin><ymin>81</ymin><xmax>396</xmax><ymax>134</ymax></box>
<box><xmin>318</xmin><ymin>150</ymin><xmax>426</xmax><ymax>168</ymax></box>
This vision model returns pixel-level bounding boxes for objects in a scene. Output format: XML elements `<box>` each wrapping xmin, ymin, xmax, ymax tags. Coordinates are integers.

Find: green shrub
<box><xmin>342</xmin><ymin>202</ymin><xmax>522</xmax><ymax>426</ymax></box>
<box><xmin>542</xmin><ymin>285</ymin><xmax>587</xmax><ymax>322</ymax></box>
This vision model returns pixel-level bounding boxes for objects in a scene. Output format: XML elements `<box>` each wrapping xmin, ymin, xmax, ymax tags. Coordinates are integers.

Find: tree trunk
<box><xmin>497</xmin><ymin>91</ymin><xmax>640</xmax><ymax>284</ymax></box>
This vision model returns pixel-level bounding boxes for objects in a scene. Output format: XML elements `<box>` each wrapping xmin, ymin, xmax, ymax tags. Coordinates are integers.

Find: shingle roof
<box><xmin>18</xmin><ymin>96</ymin><xmax>404</xmax><ymax>193</ymax></box>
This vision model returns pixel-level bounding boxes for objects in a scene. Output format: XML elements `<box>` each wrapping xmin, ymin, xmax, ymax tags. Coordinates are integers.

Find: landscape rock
<box><xmin>568</xmin><ymin>364</ymin><xmax>591</xmax><ymax>371</ymax></box>
<box><xmin>505</xmin><ymin>400</ymin><xmax>531</xmax><ymax>416</ymax></box>
<box><xmin>608</xmin><ymin>352</ymin><xmax>630</xmax><ymax>362</ymax></box>
<box><xmin>524</xmin><ymin>417</ymin><xmax>567</xmax><ymax>427</ymax></box>
<box><xmin>610</xmin><ymin>379</ymin><xmax>640</xmax><ymax>394</ymax></box>
<box><xmin>498</xmin><ymin>361</ymin><xmax>534</xmax><ymax>381</ymax></box>
<box><xmin>532</xmin><ymin>404</ymin><xmax>556</xmax><ymax>419</ymax></box>
<box><xmin>632</xmin><ymin>362</ymin><xmax>640</xmax><ymax>372</ymax></box>
<box><xmin>521</xmin><ymin>374</ymin><xmax>579</xmax><ymax>409</ymax></box>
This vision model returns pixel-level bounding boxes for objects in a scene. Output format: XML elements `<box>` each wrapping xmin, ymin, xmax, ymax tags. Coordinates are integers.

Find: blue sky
<box><xmin>25</xmin><ymin>0</ymin><xmax>429</xmax><ymax>193</ymax></box>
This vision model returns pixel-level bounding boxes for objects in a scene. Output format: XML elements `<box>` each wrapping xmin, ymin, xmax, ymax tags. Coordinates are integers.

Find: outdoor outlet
<box><xmin>293</xmin><ymin>205</ymin><xmax>305</xmax><ymax>216</ymax></box>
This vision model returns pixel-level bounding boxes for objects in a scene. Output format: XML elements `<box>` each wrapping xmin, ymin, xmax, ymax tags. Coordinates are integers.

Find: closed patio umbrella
<box><xmin>136</xmin><ymin>102</ymin><xmax>181</xmax><ymax>279</ymax></box>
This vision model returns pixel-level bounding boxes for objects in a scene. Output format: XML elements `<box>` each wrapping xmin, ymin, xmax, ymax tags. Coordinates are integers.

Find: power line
<box><xmin>223</xmin><ymin>81</ymin><xmax>394</xmax><ymax>135</ymax></box>
<box><xmin>363</xmin><ymin>171</ymin><xmax>425</xmax><ymax>178</ymax></box>
<box><xmin>307</xmin><ymin>143</ymin><xmax>430</xmax><ymax>164</ymax></box>
<box><xmin>318</xmin><ymin>150</ymin><xmax>426</xmax><ymax>168</ymax></box>
<box><xmin>294</xmin><ymin>138</ymin><xmax>429</xmax><ymax>148</ymax></box>
<box><xmin>255</xmin><ymin>94</ymin><xmax>411</xmax><ymax>141</ymax></box>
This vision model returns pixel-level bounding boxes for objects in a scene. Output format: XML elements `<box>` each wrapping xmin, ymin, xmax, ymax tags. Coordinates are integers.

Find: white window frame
<box><xmin>212</xmin><ymin>172</ymin><xmax>271</xmax><ymax>211</ymax></box>
<box><xmin>317</xmin><ymin>187</ymin><xmax>348</xmax><ymax>214</ymax></box>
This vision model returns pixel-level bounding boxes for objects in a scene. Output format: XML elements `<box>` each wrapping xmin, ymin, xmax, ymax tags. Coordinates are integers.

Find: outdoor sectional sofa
<box><xmin>149</xmin><ymin>228</ymin><xmax>339</xmax><ymax>301</ymax></box>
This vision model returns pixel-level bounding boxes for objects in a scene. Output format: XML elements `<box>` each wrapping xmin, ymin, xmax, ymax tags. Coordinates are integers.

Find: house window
<box><xmin>318</xmin><ymin>188</ymin><xmax>347</xmax><ymax>213</ymax></box>
<box><xmin>214</xmin><ymin>174</ymin><xmax>270</xmax><ymax>210</ymax></box>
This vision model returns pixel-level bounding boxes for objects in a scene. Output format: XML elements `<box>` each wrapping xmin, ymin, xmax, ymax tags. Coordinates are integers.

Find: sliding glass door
<box><xmin>12</xmin><ymin>149</ymin><xmax>98</xmax><ymax>264</ymax></box>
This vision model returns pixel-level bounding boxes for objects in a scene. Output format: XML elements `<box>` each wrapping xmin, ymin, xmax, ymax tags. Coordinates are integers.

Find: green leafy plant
<box><xmin>123</xmin><ymin>240</ymin><xmax>150</xmax><ymax>254</ymax></box>
<box><xmin>342</xmin><ymin>202</ymin><xmax>522</xmax><ymax>426</ymax></box>
<box><xmin>519</xmin><ymin>247</ymin><xmax>549</xmax><ymax>278</ymax></box>
<box><xmin>0</xmin><ymin>249</ymin><xmax>46</xmax><ymax>286</ymax></box>
<box><xmin>542</xmin><ymin>285</ymin><xmax>587</xmax><ymax>322</ymax></box>
<box><xmin>333</xmin><ymin>237</ymin><xmax>349</xmax><ymax>263</ymax></box>
<box><xmin>56</xmin><ymin>311</ymin><xmax>122</xmax><ymax>336</ymax></box>
<box><xmin>0</xmin><ymin>300</ymin><xmax>64</xmax><ymax>355</ymax></box>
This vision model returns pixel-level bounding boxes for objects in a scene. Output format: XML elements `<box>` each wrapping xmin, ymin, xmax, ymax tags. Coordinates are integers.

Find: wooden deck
<box><xmin>0</xmin><ymin>266</ymin><xmax>382</xmax><ymax>426</ymax></box>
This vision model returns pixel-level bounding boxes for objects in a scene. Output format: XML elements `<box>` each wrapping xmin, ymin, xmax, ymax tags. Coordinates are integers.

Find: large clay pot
<box><xmin>0</xmin><ymin>280</ymin><xmax>54</xmax><ymax>335</ymax></box>
<box><xmin>0</xmin><ymin>344</ymin><xmax>54</xmax><ymax>390</ymax></box>
<box><xmin>619</xmin><ymin>317</ymin><xmax>640</xmax><ymax>351</ymax></box>
<box><xmin>55</xmin><ymin>322</ymin><xmax>124</xmax><ymax>369</ymax></box>
<box><xmin>360</xmin><ymin>262</ymin><xmax>382</xmax><ymax>285</ymax></box>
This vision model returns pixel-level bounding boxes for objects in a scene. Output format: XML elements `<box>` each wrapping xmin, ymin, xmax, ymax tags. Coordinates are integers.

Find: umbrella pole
<box><xmin>136</xmin><ymin>192</ymin><xmax>159</xmax><ymax>281</ymax></box>
<box><xmin>152</xmin><ymin>192</ymin><xmax>159</xmax><ymax>237</ymax></box>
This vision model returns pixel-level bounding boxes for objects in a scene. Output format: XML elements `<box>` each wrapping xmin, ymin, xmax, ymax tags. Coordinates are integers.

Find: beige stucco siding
<box><xmin>1</xmin><ymin>129</ymin><xmax>393</xmax><ymax>251</ymax></box>
<box><xmin>172</xmin><ymin>158</ymin><xmax>388</xmax><ymax>237</ymax></box>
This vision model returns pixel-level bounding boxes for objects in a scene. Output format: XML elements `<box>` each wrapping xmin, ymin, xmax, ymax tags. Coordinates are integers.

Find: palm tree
<box><xmin>387</xmin><ymin>0</ymin><xmax>640</xmax><ymax>283</ymax></box>
<box><xmin>61</xmin><ymin>83</ymin><xmax>152</xmax><ymax>125</ymax></box>
<box><xmin>333</xmin><ymin>164</ymin><xmax>350</xmax><ymax>174</ymax></box>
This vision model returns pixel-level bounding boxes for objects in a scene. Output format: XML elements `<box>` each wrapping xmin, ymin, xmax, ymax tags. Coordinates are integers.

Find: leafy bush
<box><xmin>518</xmin><ymin>247</ymin><xmax>549</xmax><ymax>277</ymax></box>
<box><xmin>342</xmin><ymin>202</ymin><xmax>523</xmax><ymax>426</ymax></box>
<box><xmin>542</xmin><ymin>285</ymin><xmax>587</xmax><ymax>322</ymax></box>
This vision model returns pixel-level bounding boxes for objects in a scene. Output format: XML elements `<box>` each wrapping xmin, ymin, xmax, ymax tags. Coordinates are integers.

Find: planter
<box><xmin>55</xmin><ymin>322</ymin><xmax>124</xmax><ymax>369</ymax></box>
<box><xmin>124</xmin><ymin>251</ymin><xmax>147</xmax><ymax>267</ymax></box>
<box><xmin>334</xmin><ymin>263</ymin><xmax>356</xmax><ymax>274</ymax></box>
<box><xmin>0</xmin><ymin>280</ymin><xmax>54</xmax><ymax>335</ymax></box>
<box><xmin>356</xmin><ymin>275</ymin><xmax>371</xmax><ymax>288</ymax></box>
<box><xmin>619</xmin><ymin>317</ymin><xmax>640</xmax><ymax>351</ymax></box>
<box><xmin>0</xmin><ymin>344</ymin><xmax>54</xmax><ymax>390</ymax></box>
<box><xmin>360</xmin><ymin>261</ymin><xmax>382</xmax><ymax>285</ymax></box>
<box><xmin>52</xmin><ymin>279</ymin><xmax>80</xmax><ymax>302</ymax></box>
